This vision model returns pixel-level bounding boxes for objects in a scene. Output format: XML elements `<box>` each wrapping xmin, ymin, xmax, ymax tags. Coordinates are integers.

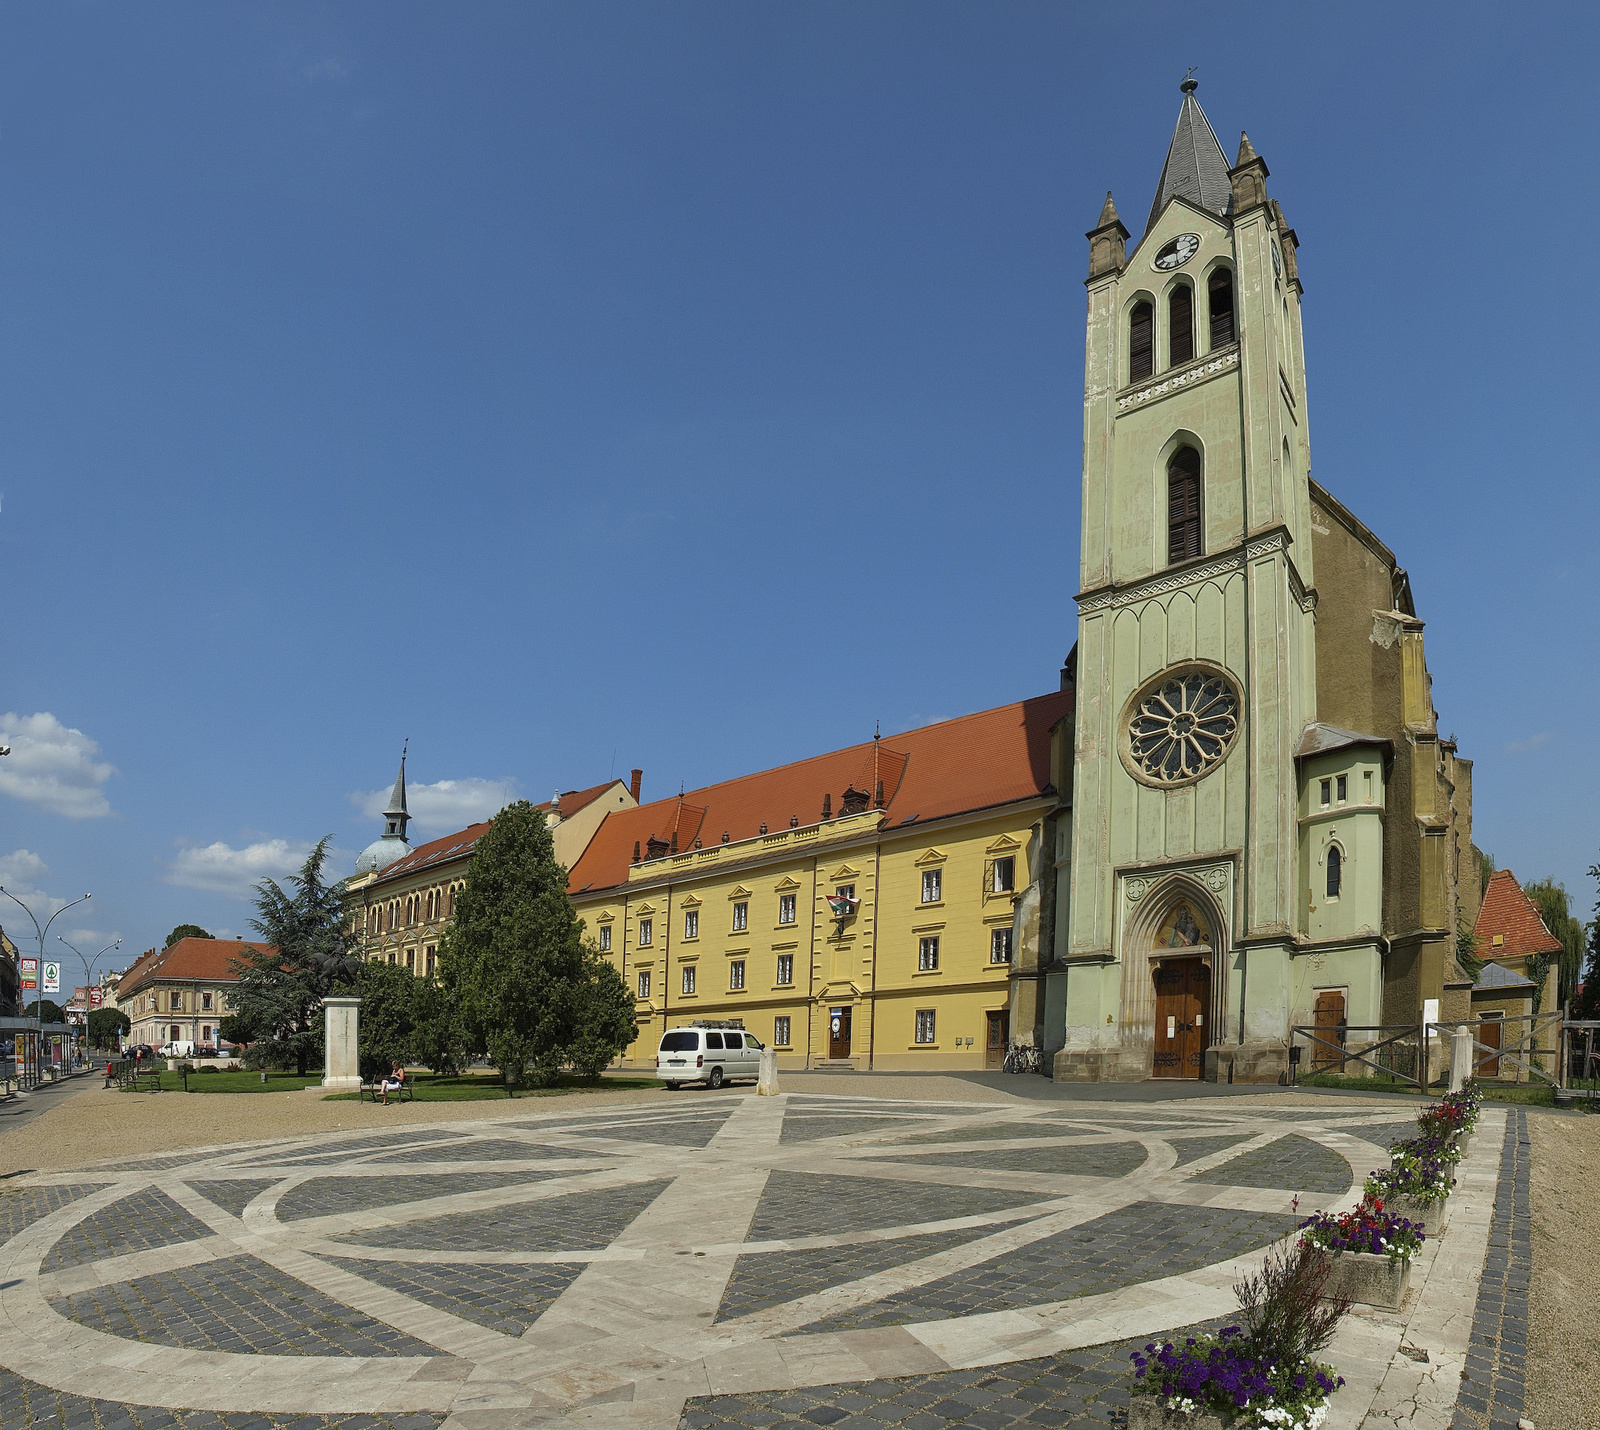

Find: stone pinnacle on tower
<box><xmin>1144</xmin><ymin>72</ymin><xmax>1233</xmax><ymax>236</ymax></box>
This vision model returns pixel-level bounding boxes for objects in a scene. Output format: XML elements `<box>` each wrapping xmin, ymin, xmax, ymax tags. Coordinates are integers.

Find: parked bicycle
<box><xmin>1002</xmin><ymin>1043</ymin><xmax>1043</xmax><ymax>1074</ymax></box>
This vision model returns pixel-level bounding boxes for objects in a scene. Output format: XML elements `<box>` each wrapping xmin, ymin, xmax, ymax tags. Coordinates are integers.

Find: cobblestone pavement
<box><xmin>1453</xmin><ymin>1109</ymin><xmax>1529</xmax><ymax>1430</ymax></box>
<box><xmin>0</xmin><ymin>1092</ymin><xmax>1495</xmax><ymax>1430</ymax></box>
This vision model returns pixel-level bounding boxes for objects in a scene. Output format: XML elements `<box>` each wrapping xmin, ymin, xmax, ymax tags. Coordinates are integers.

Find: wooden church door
<box><xmin>1152</xmin><ymin>961</ymin><xmax>1211</xmax><ymax>1078</ymax></box>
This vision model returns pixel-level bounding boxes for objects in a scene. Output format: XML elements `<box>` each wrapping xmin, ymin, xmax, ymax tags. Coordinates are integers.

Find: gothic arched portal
<box><xmin>1119</xmin><ymin>874</ymin><xmax>1230</xmax><ymax>1079</ymax></box>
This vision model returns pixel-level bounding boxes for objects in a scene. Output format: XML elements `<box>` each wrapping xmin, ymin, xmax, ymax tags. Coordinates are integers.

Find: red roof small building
<box><xmin>117</xmin><ymin>938</ymin><xmax>272</xmax><ymax>1052</ymax></box>
<box><xmin>1473</xmin><ymin>870</ymin><xmax>1562</xmax><ymax>964</ymax></box>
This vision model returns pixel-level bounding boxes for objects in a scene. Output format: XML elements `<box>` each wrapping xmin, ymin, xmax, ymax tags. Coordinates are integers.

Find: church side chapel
<box><xmin>1047</xmin><ymin>79</ymin><xmax>1482</xmax><ymax>1083</ymax></box>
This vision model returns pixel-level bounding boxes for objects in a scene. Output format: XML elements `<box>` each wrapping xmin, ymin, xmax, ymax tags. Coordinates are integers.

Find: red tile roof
<box><xmin>366</xmin><ymin>779</ymin><xmax>625</xmax><ymax>888</ymax></box>
<box><xmin>117</xmin><ymin>938</ymin><xmax>274</xmax><ymax>997</ymax></box>
<box><xmin>568</xmin><ymin>691</ymin><xmax>1072</xmax><ymax>895</ymax></box>
<box><xmin>1473</xmin><ymin>870</ymin><xmax>1562</xmax><ymax>960</ymax></box>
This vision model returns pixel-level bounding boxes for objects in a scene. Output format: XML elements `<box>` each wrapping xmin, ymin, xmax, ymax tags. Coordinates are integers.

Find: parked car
<box><xmin>656</xmin><ymin>1024</ymin><xmax>763</xmax><ymax>1089</ymax></box>
<box><xmin>157</xmin><ymin>1041</ymin><xmax>198</xmax><ymax>1058</ymax></box>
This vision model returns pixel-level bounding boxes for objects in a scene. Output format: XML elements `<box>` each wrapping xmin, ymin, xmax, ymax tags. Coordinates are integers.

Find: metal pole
<box><xmin>58</xmin><ymin>937</ymin><xmax>120</xmax><ymax>1070</ymax></box>
<box><xmin>0</xmin><ymin>889</ymin><xmax>91</xmax><ymax>1087</ymax></box>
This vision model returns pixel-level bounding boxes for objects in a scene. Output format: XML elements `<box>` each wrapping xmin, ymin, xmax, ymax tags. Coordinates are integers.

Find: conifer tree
<box><xmin>438</xmin><ymin>801</ymin><xmax>585</xmax><ymax>1088</ymax></box>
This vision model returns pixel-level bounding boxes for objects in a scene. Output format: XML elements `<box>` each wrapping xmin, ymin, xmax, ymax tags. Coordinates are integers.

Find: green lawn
<box><xmin>1294</xmin><ymin>1071</ymin><xmax>1558</xmax><ymax>1107</ymax></box>
<box><xmin>322</xmin><ymin>1072</ymin><xmax>666</xmax><ymax>1102</ymax></box>
<box><xmin>136</xmin><ymin>1070</ymin><xmax>324</xmax><ymax>1094</ymax></box>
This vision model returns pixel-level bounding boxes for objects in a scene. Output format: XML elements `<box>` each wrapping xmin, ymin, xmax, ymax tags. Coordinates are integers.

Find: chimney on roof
<box><xmin>630</xmin><ymin>769</ymin><xmax>643</xmax><ymax>802</ymax></box>
<box><xmin>822</xmin><ymin>793</ymin><xmax>832</xmax><ymax>821</ymax></box>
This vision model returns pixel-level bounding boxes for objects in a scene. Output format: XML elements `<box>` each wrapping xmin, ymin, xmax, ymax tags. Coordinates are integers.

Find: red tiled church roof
<box><xmin>117</xmin><ymin>938</ymin><xmax>274</xmax><ymax>997</ymax></box>
<box><xmin>1473</xmin><ymin>870</ymin><xmax>1562</xmax><ymax>960</ymax></box>
<box><xmin>567</xmin><ymin>691</ymin><xmax>1072</xmax><ymax>895</ymax></box>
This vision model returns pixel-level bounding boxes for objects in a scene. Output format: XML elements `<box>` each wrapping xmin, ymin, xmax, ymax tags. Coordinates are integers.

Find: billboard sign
<box><xmin>42</xmin><ymin>962</ymin><xmax>61</xmax><ymax>995</ymax></box>
<box><xmin>20</xmin><ymin>958</ymin><xmax>37</xmax><ymax>991</ymax></box>
<box><xmin>89</xmin><ymin>988</ymin><xmax>104</xmax><ymax>1009</ymax></box>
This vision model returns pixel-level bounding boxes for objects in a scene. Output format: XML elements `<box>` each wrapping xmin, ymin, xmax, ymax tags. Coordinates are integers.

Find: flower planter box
<box><xmin>1322</xmin><ymin>1249</ymin><xmax>1412</xmax><ymax>1311</ymax></box>
<box><xmin>1129</xmin><ymin>1401</ymin><xmax>1226</xmax><ymax>1430</ymax></box>
<box><xmin>1453</xmin><ymin>1129</ymin><xmax>1474</xmax><ymax>1161</ymax></box>
<box><xmin>1389</xmin><ymin>1191</ymin><xmax>1448</xmax><ymax>1237</ymax></box>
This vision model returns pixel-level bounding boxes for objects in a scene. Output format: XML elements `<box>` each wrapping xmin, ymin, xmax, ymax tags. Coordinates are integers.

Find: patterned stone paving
<box><xmin>574</xmin><ymin>1118</ymin><xmax>732</xmax><ymax>1147</ymax></box>
<box><xmin>0</xmin><ymin>1184</ymin><xmax>106</xmax><ymax>1241</ymax></box>
<box><xmin>364</xmin><ymin>1137</ymin><xmax>597</xmax><ymax>1164</ymax></box>
<box><xmin>238</xmin><ymin>1130</ymin><xmax>467</xmax><ymax>1167</ymax></box>
<box><xmin>41</xmin><ymin>1187</ymin><xmax>214</xmax><ymax>1271</ymax></box>
<box><xmin>185</xmin><ymin>1178</ymin><xmax>278</xmax><ymax>1218</ymax></box>
<box><xmin>891</xmin><ymin>1120</ymin><xmax>1105</xmax><ymax>1145</ymax></box>
<box><xmin>276</xmin><ymin>1171</ymin><xmax>557</xmax><ymax>1221</ymax></box>
<box><xmin>873</xmin><ymin>1141</ymin><xmax>1149</xmax><ymax>1178</ymax></box>
<box><xmin>797</xmin><ymin>1201</ymin><xmax>1301</xmax><ymax>1333</ymax></box>
<box><xmin>1185</xmin><ymin>1132</ymin><xmax>1352</xmax><ymax>1195</ymax></box>
<box><xmin>1168</xmin><ymin>1133</ymin><xmax>1253</xmax><ymax>1166</ymax></box>
<box><xmin>777</xmin><ymin>1116</ymin><xmax>924</xmax><ymax>1144</ymax></box>
<box><xmin>715</xmin><ymin>1226</ymin><xmax>1000</xmax><ymax>1323</ymax></box>
<box><xmin>331</xmin><ymin>1177</ymin><xmax>674</xmax><ymax>1252</ymax></box>
<box><xmin>745</xmin><ymin>1171</ymin><xmax>1050</xmax><ymax>1242</ymax></box>
<box><xmin>0</xmin><ymin>1366</ymin><xmax>445</xmax><ymax>1430</ymax></box>
<box><xmin>317</xmin><ymin>1255</ymin><xmax>585</xmax><ymax>1336</ymax></box>
<box><xmin>50</xmin><ymin>1254</ymin><xmax>438</xmax><ymax>1357</ymax></box>
<box><xmin>1453</xmin><ymin>1109</ymin><xmax>1529</xmax><ymax>1430</ymax></box>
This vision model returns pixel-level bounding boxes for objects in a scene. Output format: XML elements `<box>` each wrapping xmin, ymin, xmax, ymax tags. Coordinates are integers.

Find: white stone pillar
<box><xmin>1449</xmin><ymin>1025</ymin><xmax>1472</xmax><ymax>1093</ymax></box>
<box><xmin>757</xmin><ymin>1046</ymin><xmax>780</xmax><ymax>1096</ymax></box>
<box><xmin>323</xmin><ymin>996</ymin><xmax>362</xmax><ymax>1092</ymax></box>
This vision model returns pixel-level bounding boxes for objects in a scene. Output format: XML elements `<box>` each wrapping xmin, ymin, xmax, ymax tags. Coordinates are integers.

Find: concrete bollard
<box><xmin>757</xmin><ymin>1046</ymin><xmax>780</xmax><ymax>1096</ymax></box>
<box><xmin>1449</xmin><ymin>1025</ymin><xmax>1472</xmax><ymax>1093</ymax></box>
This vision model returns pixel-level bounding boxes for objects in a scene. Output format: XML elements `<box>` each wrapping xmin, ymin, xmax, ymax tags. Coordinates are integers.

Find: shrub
<box><xmin>1299</xmin><ymin>1198</ymin><xmax>1424</xmax><ymax>1263</ymax></box>
<box><xmin>196</xmin><ymin>1065</ymin><xmax>221</xmax><ymax>1075</ymax></box>
<box><xmin>1419</xmin><ymin>1085</ymin><xmax>1480</xmax><ymax>1139</ymax></box>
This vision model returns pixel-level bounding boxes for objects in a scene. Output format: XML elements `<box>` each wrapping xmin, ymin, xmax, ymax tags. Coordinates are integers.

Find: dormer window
<box><xmin>1208</xmin><ymin>269</ymin><xmax>1235</xmax><ymax>347</ymax></box>
<box><xmin>1130</xmin><ymin>301</ymin><xmax>1154</xmax><ymax>381</ymax></box>
<box><xmin>1168</xmin><ymin>284</ymin><xmax>1193</xmax><ymax>366</ymax></box>
<box><xmin>1167</xmin><ymin>447</ymin><xmax>1203</xmax><ymax>563</ymax></box>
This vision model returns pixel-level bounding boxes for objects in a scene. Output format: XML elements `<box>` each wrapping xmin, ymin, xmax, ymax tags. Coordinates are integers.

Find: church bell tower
<box><xmin>1057</xmin><ymin>78</ymin><xmax>1317</xmax><ymax>1082</ymax></box>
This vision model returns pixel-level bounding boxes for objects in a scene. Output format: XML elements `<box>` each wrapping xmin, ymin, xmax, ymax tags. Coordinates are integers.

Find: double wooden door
<box><xmin>828</xmin><ymin>1007</ymin><xmax>852</xmax><ymax>1060</ymax></box>
<box><xmin>1152</xmin><ymin>959</ymin><xmax>1211</xmax><ymax>1078</ymax></box>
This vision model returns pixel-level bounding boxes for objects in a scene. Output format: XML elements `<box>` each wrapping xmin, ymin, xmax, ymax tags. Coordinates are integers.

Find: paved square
<box><xmin>0</xmin><ymin>1090</ymin><xmax>1519</xmax><ymax>1430</ymax></box>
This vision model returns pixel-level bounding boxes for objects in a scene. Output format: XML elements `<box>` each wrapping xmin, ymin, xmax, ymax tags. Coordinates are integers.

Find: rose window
<box><xmin>1125</xmin><ymin>668</ymin><xmax>1241</xmax><ymax>785</ymax></box>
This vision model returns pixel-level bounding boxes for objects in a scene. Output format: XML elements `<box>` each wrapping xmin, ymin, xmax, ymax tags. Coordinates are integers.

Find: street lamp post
<box><xmin>58</xmin><ymin>936</ymin><xmax>122</xmax><ymax>1069</ymax></box>
<box><xmin>0</xmin><ymin>888</ymin><xmax>90</xmax><ymax>1089</ymax></box>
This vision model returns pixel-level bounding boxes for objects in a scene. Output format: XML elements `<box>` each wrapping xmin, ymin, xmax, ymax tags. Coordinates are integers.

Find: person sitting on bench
<box><xmin>379</xmin><ymin>1062</ymin><xmax>405</xmax><ymax>1105</ymax></box>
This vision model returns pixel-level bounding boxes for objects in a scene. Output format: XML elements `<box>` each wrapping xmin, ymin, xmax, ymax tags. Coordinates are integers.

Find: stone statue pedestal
<box><xmin>1448</xmin><ymin>1025</ymin><xmax>1472</xmax><ymax>1093</ymax></box>
<box><xmin>757</xmin><ymin>1046</ymin><xmax>780</xmax><ymax>1096</ymax></box>
<box><xmin>323</xmin><ymin>996</ymin><xmax>362</xmax><ymax>1092</ymax></box>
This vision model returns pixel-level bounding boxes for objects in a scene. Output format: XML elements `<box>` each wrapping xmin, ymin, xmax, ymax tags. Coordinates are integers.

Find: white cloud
<box><xmin>352</xmin><ymin>777</ymin><xmax>518</xmax><ymax>835</ymax></box>
<box><xmin>0</xmin><ymin>712</ymin><xmax>116</xmax><ymax>818</ymax></box>
<box><xmin>166</xmin><ymin>838</ymin><xmax>314</xmax><ymax>900</ymax></box>
<box><xmin>1498</xmin><ymin>731</ymin><xmax>1557</xmax><ymax>757</ymax></box>
<box><xmin>0</xmin><ymin>848</ymin><xmax>73</xmax><ymax>923</ymax></box>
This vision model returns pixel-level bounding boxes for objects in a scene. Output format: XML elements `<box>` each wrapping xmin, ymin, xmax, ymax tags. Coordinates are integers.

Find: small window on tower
<box><xmin>1336</xmin><ymin>775</ymin><xmax>1348</xmax><ymax>805</ymax></box>
<box><xmin>1208</xmin><ymin>269</ymin><xmax>1235</xmax><ymax>348</ymax></box>
<box><xmin>1167</xmin><ymin>447</ymin><xmax>1203</xmax><ymax>564</ymax></box>
<box><xmin>1129</xmin><ymin>301</ymin><xmax>1154</xmax><ymax>381</ymax></box>
<box><xmin>1168</xmin><ymin>284</ymin><xmax>1194</xmax><ymax>366</ymax></box>
<box><xmin>1326</xmin><ymin>845</ymin><xmax>1343</xmax><ymax>900</ymax></box>
<box><xmin>1319</xmin><ymin>779</ymin><xmax>1332</xmax><ymax>809</ymax></box>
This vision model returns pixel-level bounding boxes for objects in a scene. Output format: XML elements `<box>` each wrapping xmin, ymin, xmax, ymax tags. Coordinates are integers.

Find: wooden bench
<box><xmin>360</xmin><ymin>1074</ymin><xmax>414</xmax><ymax>1103</ymax></box>
<box><xmin>111</xmin><ymin>1061</ymin><xmax>163</xmax><ymax>1092</ymax></box>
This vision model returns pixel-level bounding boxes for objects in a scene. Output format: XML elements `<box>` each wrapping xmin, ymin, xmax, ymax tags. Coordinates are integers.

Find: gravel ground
<box><xmin>1525</xmin><ymin>1110</ymin><xmax>1600</xmax><ymax>1430</ymax></box>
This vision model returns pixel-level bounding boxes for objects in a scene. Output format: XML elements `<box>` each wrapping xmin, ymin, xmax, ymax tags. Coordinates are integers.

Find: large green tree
<box><xmin>1522</xmin><ymin>877</ymin><xmax>1586</xmax><ymax>1007</ymax></box>
<box><xmin>228</xmin><ymin>837</ymin><xmax>358</xmax><ymax>1075</ymax></box>
<box><xmin>566</xmin><ymin>944</ymin><xmax>638</xmax><ymax>1080</ymax></box>
<box><xmin>438</xmin><ymin>801</ymin><xmax>586</xmax><ymax>1089</ymax></box>
<box><xmin>357</xmin><ymin>959</ymin><xmax>416</xmax><ymax>1082</ymax></box>
<box><xmin>164</xmin><ymin>924</ymin><xmax>213</xmax><ymax>949</ymax></box>
<box><xmin>87</xmin><ymin>1008</ymin><xmax>130</xmax><ymax>1048</ymax></box>
<box><xmin>410</xmin><ymin>973</ymin><xmax>464</xmax><ymax>1075</ymax></box>
<box><xmin>1580</xmin><ymin>856</ymin><xmax>1600</xmax><ymax>1021</ymax></box>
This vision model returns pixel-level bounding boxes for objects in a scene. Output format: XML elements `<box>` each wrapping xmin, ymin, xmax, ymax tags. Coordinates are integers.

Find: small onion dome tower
<box><xmin>355</xmin><ymin>747</ymin><xmax>412</xmax><ymax>875</ymax></box>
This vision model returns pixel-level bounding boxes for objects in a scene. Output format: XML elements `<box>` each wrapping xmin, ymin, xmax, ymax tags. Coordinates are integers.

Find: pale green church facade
<box><xmin>1043</xmin><ymin>83</ymin><xmax>1479</xmax><ymax>1082</ymax></box>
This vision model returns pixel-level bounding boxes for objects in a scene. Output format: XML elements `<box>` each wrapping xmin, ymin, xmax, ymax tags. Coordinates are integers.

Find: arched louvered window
<box><xmin>1326</xmin><ymin>845</ymin><xmax>1343</xmax><ymax>900</ymax></box>
<box><xmin>1208</xmin><ymin>269</ymin><xmax>1235</xmax><ymax>348</ymax></box>
<box><xmin>1167</xmin><ymin>447</ymin><xmax>1203</xmax><ymax>564</ymax></box>
<box><xmin>1129</xmin><ymin>301</ymin><xmax>1154</xmax><ymax>382</ymax></box>
<box><xmin>1168</xmin><ymin>285</ymin><xmax>1194</xmax><ymax>366</ymax></box>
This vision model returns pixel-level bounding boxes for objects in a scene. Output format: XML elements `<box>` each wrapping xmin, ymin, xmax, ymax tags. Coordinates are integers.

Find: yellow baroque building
<box><xmin>567</xmin><ymin>692</ymin><xmax>1070</xmax><ymax>1071</ymax></box>
<box><xmin>350</xmin><ymin>693</ymin><xmax>1071</xmax><ymax>1072</ymax></box>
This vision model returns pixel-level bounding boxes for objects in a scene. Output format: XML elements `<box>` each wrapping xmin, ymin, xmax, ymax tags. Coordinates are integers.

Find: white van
<box><xmin>657</xmin><ymin>1024</ymin><xmax>764</xmax><ymax>1089</ymax></box>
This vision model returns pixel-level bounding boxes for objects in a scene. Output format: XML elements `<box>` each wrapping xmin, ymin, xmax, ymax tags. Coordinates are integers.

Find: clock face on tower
<box><xmin>1153</xmin><ymin>233</ymin><xmax>1200</xmax><ymax>271</ymax></box>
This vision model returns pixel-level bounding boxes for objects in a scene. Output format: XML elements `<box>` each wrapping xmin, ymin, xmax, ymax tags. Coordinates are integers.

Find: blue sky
<box><xmin>1</xmin><ymin>2</ymin><xmax>1595</xmax><ymax>969</ymax></box>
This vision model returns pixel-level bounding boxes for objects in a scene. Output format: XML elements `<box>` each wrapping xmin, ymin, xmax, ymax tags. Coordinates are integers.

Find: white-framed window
<box><xmin>599</xmin><ymin>925</ymin><xmax>611</xmax><ymax>952</ymax></box>
<box><xmin>426</xmin><ymin>946</ymin><xmax>436</xmax><ymax>977</ymax></box>
<box><xmin>774</xmin><ymin>1015</ymin><xmax>792</xmax><ymax>1047</ymax></box>
<box><xmin>992</xmin><ymin>857</ymin><xmax>1015</xmax><ymax>893</ymax></box>
<box><xmin>1319</xmin><ymin>778</ymin><xmax>1332</xmax><ymax>809</ymax></box>
<box><xmin>684</xmin><ymin>910</ymin><xmax>699</xmax><ymax>940</ymax></box>
<box><xmin>991</xmin><ymin>928</ymin><xmax>1014</xmax><ymax>964</ymax></box>
<box><xmin>729</xmin><ymin>960</ymin><xmax>745</xmax><ymax>990</ymax></box>
<box><xmin>921</xmin><ymin>869</ymin><xmax>942</xmax><ymax>903</ymax></box>
<box><xmin>682</xmin><ymin>965</ymin><xmax>696</xmax><ymax>995</ymax></box>
<box><xmin>170</xmin><ymin>991</ymin><xmax>182</xmax><ymax>1011</ymax></box>
<box><xmin>776</xmin><ymin>953</ymin><xmax>794</xmax><ymax>985</ymax></box>
<box><xmin>201</xmin><ymin>992</ymin><xmax>213</xmax><ymax>1011</ymax></box>
<box><xmin>638</xmin><ymin>918</ymin><xmax>653</xmax><ymax>947</ymax></box>
<box><xmin>732</xmin><ymin>901</ymin><xmax>748</xmax><ymax>932</ymax></box>
<box><xmin>778</xmin><ymin>894</ymin><xmax>796</xmax><ymax>925</ymax></box>
<box><xmin>835</xmin><ymin>883</ymin><xmax>855</xmax><ymax>904</ymax></box>
<box><xmin>914</xmin><ymin>1009</ymin><xmax>936</xmax><ymax>1044</ymax></box>
<box><xmin>637</xmin><ymin>970</ymin><xmax>651</xmax><ymax>999</ymax></box>
<box><xmin>919</xmin><ymin>936</ymin><xmax>940</xmax><ymax>971</ymax></box>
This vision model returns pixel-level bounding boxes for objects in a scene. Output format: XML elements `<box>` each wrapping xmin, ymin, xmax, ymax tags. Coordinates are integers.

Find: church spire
<box><xmin>1144</xmin><ymin>73</ymin><xmax>1233</xmax><ymax>237</ymax></box>
<box><xmin>382</xmin><ymin>743</ymin><xmax>410</xmax><ymax>841</ymax></box>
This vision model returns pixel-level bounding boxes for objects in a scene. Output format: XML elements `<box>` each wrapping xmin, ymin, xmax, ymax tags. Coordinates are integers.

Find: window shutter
<box><xmin>1167</xmin><ymin>448</ymin><xmax>1203</xmax><ymax>564</ymax></box>
<box><xmin>1208</xmin><ymin>270</ymin><xmax>1235</xmax><ymax>348</ymax></box>
<box><xmin>1168</xmin><ymin>285</ymin><xmax>1193</xmax><ymax>365</ymax></box>
<box><xmin>1129</xmin><ymin>302</ymin><xmax>1153</xmax><ymax>381</ymax></box>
